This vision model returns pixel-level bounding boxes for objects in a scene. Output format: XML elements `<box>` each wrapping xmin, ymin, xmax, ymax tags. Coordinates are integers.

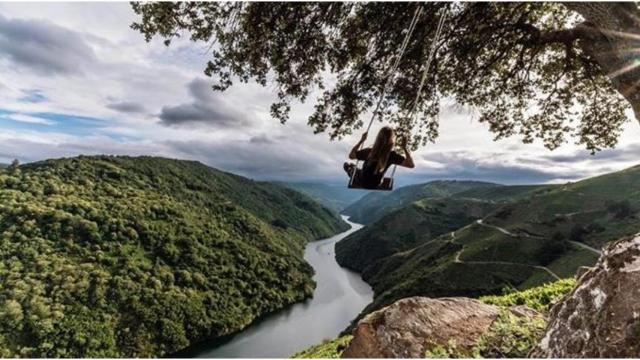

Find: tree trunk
<box><xmin>564</xmin><ymin>2</ymin><xmax>640</xmax><ymax>121</ymax></box>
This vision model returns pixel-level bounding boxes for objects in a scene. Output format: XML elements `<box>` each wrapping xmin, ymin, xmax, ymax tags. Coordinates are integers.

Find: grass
<box><xmin>546</xmin><ymin>248</ymin><xmax>599</xmax><ymax>278</ymax></box>
<box><xmin>292</xmin><ymin>336</ymin><xmax>352</xmax><ymax>358</ymax></box>
<box><xmin>480</xmin><ymin>278</ymin><xmax>576</xmax><ymax>312</ymax></box>
<box><xmin>469</xmin><ymin>309</ymin><xmax>547</xmax><ymax>358</ymax></box>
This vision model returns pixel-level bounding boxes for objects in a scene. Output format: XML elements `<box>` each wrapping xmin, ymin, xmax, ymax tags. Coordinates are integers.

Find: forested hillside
<box><xmin>338</xmin><ymin>165</ymin><xmax>640</xmax><ymax>320</ymax></box>
<box><xmin>0</xmin><ymin>156</ymin><xmax>348</xmax><ymax>357</ymax></box>
<box><xmin>343</xmin><ymin>180</ymin><xmax>498</xmax><ymax>224</ymax></box>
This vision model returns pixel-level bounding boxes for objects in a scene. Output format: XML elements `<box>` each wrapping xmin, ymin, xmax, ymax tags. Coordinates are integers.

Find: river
<box><xmin>179</xmin><ymin>216</ymin><xmax>373</xmax><ymax>358</ymax></box>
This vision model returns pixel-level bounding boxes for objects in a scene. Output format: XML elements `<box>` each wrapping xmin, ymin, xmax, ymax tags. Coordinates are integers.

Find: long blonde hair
<box><xmin>368</xmin><ymin>126</ymin><xmax>396</xmax><ymax>174</ymax></box>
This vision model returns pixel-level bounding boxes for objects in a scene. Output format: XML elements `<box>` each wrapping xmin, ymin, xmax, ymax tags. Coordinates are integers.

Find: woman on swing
<box><xmin>344</xmin><ymin>126</ymin><xmax>415</xmax><ymax>189</ymax></box>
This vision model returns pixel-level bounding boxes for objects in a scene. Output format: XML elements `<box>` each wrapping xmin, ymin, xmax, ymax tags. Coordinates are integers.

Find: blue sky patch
<box><xmin>0</xmin><ymin>109</ymin><xmax>110</xmax><ymax>136</ymax></box>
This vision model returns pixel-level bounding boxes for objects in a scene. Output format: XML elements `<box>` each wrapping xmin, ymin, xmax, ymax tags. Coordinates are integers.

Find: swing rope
<box><xmin>350</xmin><ymin>5</ymin><xmax>448</xmax><ymax>188</ymax></box>
<box><xmin>350</xmin><ymin>4</ymin><xmax>423</xmax><ymax>187</ymax></box>
<box><xmin>364</xmin><ymin>5</ymin><xmax>423</xmax><ymax>134</ymax></box>
<box><xmin>389</xmin><ymin>7</ymin><xmax>448</xmax><ymax>179</ymax></box>
<box><xmin>407</xmin><ymin>8</ymin><xmax>447</xmax><ymax>129</ymax></box>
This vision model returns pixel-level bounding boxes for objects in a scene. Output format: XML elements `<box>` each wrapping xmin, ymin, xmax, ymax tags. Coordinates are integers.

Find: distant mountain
<box><xmin>343</xmin><ymin>180</ymin><xmax>498</xmax><ymax>224</ymax></box>
<box><xmin>453</xmin><ymin>184</ymin><xmax>556</xmax><ymax>202</ymax></box>
<box><xmin>275</xmin><ymin>182</ymin><xmax>369</xmax><ymax>212</ymax></box>
<box><xmin>338</xmin><ymin>165</ymin><xmax>640</xmax><ymax>319</ymax></box>
<box><xmin>0</xmin><ymin>155</ymin><xmax>348</xmax><ymax>357</ymax></box>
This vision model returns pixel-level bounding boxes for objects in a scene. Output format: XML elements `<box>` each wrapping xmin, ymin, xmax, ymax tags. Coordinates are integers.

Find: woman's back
<box><xmin>355</xmin><ymin>148</ymin><xmax>405</xmax><ymax>188</ymax></box>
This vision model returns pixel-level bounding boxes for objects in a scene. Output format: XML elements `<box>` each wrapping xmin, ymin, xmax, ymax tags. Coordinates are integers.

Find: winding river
<box><xmin>179</xmin><ymin>216</ymin><xmax>373</xmax><ymax>358</ymax></box>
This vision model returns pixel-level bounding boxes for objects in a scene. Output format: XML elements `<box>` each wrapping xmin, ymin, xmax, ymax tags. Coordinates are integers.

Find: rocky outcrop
<box><xmin>530</xmin><ymin>234</ymin><xmax>640</xmax><ymax>357</ymax></box>
<box><xmin>341</xmin><ymin>297</ymin><xmax>538</xmax><ymax>358</ymax></box>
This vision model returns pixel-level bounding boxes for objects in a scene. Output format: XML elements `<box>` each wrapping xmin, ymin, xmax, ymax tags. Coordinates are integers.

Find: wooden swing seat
<box><xmin>348</xmin><ymin>168</ymin><xmax>394</xmax><ymax>191</ymax></box>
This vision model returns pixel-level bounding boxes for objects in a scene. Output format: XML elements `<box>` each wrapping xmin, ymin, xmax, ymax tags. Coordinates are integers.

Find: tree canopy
<box><xmin>131</xmin><ymin>2</ymin><xmax>640</xmax><ymax>152</ymax></box>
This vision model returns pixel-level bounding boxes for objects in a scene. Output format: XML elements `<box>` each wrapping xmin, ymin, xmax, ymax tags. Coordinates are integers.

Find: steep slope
<box><xmin>483</xmin><ymin>164</ymin><xmax>640</xmax><ymax>250</ymax></box>
<box><xmin>358</xmin><ymin>221</ymin><xmax>593</xmax><ymax>315</ymax></box>
<box><xmin>275</xmin><ymin>182</ymin><xmax>368</xmax><ymax>212</ymax></box>
<box><xmin>343</xmin><ymin>180</ymin><xmax>498</xmax><ymax>224</ymax></box>
<box><xmin>336</xmin><ymin>198</ymin><xmax>497</xmax><ymax>272</ymax></box>
<box><xmin>336</xmin><ymin>182</ymin><xmax>558</xmax><ymax>275</ymax></box>
<box><xmin>453</xmin><ymin>184</ymin><xmax>556</xmax><ymax>202</ymax></box>
<box><xmin>345</xmin><ymin>164</ymin><xmax>640</xmax><ymax>318</ymax></box>
<box><xmin>0</xmin><ymin>155</ymin><xmax>348</xmax><ymax>357</ymax></box>
<box><xmin>295</xmin><ymin>278</ymin><xmax>576</xmax><ymax>358</ymax></box>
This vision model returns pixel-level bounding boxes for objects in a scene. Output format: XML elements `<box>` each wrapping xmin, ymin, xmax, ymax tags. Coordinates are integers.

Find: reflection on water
<box><xmin>180</xmin><ymin>216</ymin><xmax>373</xmax><ymax>358</ymax></box>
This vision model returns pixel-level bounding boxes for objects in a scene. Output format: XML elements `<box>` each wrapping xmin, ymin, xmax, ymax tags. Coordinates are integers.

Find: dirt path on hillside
<box><xmin>476</xmin><ymin>218</ymin><xmax>602</xmax><ymax>256</ymax></box>
<box><xmin>568</xmin><ymin>240</ymin><xmax>601</xmax><ymax>255</ymax></box>
<box><xmin>450</xmin><ymin>220</ymin><xmax>561</xmax><ymax>280</ymax></box>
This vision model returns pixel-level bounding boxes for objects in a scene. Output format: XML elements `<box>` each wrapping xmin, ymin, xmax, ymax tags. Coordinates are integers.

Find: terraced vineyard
<box><xmin>337</xmin><ymin>165</ymin><xmax>640</xmax><ymax>317</ymax></box>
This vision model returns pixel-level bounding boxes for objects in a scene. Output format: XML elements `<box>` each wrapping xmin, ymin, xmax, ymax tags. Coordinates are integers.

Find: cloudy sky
<box><xmin>1</xmin><ymin>2</ymin><xmax>639</xmax><ymax>187</ymax></box>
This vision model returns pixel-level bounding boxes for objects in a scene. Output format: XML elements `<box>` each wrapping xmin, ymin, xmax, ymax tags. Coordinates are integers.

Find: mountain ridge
<box><xmin>343</xmin><ymin>180</ymin><xmax>499</xmax><ymax>224</ymax></box>
<box><xmin>274</xmin><ymin>181</ymin><xmax>369</xmax><ymax>212</ymax></box>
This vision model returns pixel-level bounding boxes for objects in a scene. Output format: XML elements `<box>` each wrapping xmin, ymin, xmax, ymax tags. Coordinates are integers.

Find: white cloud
<box><xmin>0</xmin><ymin>13</ymin><xmax>97</xmax><ymax>75</ymax></box>
<box><xmin>4</xmin><ymin>113</ymin><xmax>55</xmax><ymax>125</ymax></box>
<box><xmin>0</xmin><ymin>2</ymin><xmax>638</xmax><ymax>186</ymax></box>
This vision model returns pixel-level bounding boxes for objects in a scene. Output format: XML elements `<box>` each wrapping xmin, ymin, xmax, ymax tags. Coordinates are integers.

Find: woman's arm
<box><xmin>400</xmin><ymin>138</ymin><xmax>415</xmax><ymax>168</ymax></box>
<box><xmin>349</xmin><ymin>132</ymin><xmax>368</xmax><ymax>160</ymax></box>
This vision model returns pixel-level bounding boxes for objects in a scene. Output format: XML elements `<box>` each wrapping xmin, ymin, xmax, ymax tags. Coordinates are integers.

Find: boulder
<box><xmin>575</xmin><ymin>265</ymin><xmax>594</xmax><ymax>279</ymax></box>
<box><xmin>341</xmin><ymin>297</ymin><xmax>503</xmax><ymax>358</ymax></box>
<box><xmin>530</xmin><ymin>234</ymin><xmax>640</xmax><ymax>357</ymax></box>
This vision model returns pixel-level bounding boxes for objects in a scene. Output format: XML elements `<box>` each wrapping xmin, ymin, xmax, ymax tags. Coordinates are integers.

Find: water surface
<box><xmin>182</xmin><ymin>216</ymin><xmax>372</xmax><ymax>358</ymax></box>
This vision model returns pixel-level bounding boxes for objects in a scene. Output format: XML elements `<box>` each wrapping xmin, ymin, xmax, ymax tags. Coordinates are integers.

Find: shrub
<box><xmin>471</xmin><ymin>310</ymin><xmax>546</xmax><ymax>358</ymax></box>
<box><xmin>271</xmin><ymin>219</ymin><xmax>289</xmax><ymax>229</ymax></box>
<box><xmin>480</xmin><ymin>278</ymin><xmax>575</xmax><ymax>312</ymax></box>
<box><xmin>606</xmin><ymin>200</ymin><xmax>633</xmax><ymax>219</ymax></box>
<box><xmin>292</xmin><ymin>336</ymin><xmax>353</xmax><ymax>358</ymax></box>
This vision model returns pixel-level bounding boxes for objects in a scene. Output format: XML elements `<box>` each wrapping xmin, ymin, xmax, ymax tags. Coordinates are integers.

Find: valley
<box><xmin>2</xmin><ymin>156</ymin><xmax>639</xmax><ymax>358</ymax></box>
<box><xmin>179</xmin><ymin>217</ymin><xmax>372</xmax><ymax>358</ymax></box>
<box><xmin>0</xmin><ymin>156</ymin><xmax>348</xmax><ymax>357</ymax></box>
<box><xmin>336</xmin><ymin>165</ymin><xmax>640</xmax><ymax>321</ymax></box>
<box><xmin>6</xmin><ymin>2</ymin><xmax>640</xmax><ymax>358</ymax></box>
<box><xmin>342</xmin><ymin>180</ymin><xmax>499</xmax><ymax>224</ymax></box>
<box><xmin>276</xmin><ymin>182</ymin><xmax>369</xmax><ymax>212</ymax></box>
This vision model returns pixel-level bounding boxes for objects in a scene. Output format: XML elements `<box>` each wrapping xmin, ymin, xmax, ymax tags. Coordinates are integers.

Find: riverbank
<box><xmin>177</xmin><ymin>216</ymin><xmax>373</xmax><ymax>358</ymax></box>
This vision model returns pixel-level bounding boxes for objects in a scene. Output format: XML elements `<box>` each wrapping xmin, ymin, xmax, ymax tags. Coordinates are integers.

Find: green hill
<box><xmin>342</xmin><ymin>180</ymin><xmax>498</xmax><ymax>224</ymax></box>
<box><xmin>275</xmin><ymin>182</ymin><xmax>368</xmax><ymax>212</ymax></box>
<box><xmin>338</xmin><ymin>165</ymin><xmax>640</xmax><ymax>319</ymax></box>
<box><xmin>483</xmin><ymin>165</ymin><xmax>640</xmax><ymax>250</ymax></box>
<box><xmin>336</xmin><ymin>197</ymin><xmax>497</xmax><ymax>272</ymax></box>
<box><xmin>453</xmin><ymin>184</ymin><xmax>556</xmax><ymax>202</ymax></box>
<box><xmin>0</xmin><ymin>155</ymin><xmax>348</xmax><ymax>357</ymax></box>
<box><xmin>336</xmin><ymin>182</ymin><xmax>557</xmax><ymax>275</ymax></box>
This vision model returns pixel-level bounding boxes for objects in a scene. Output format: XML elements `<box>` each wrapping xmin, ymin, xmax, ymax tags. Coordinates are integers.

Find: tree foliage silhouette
<box><xmin>132</xmin><ymin>2</ymin><xmax>640</xmax><ymax>152</ymax></box>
